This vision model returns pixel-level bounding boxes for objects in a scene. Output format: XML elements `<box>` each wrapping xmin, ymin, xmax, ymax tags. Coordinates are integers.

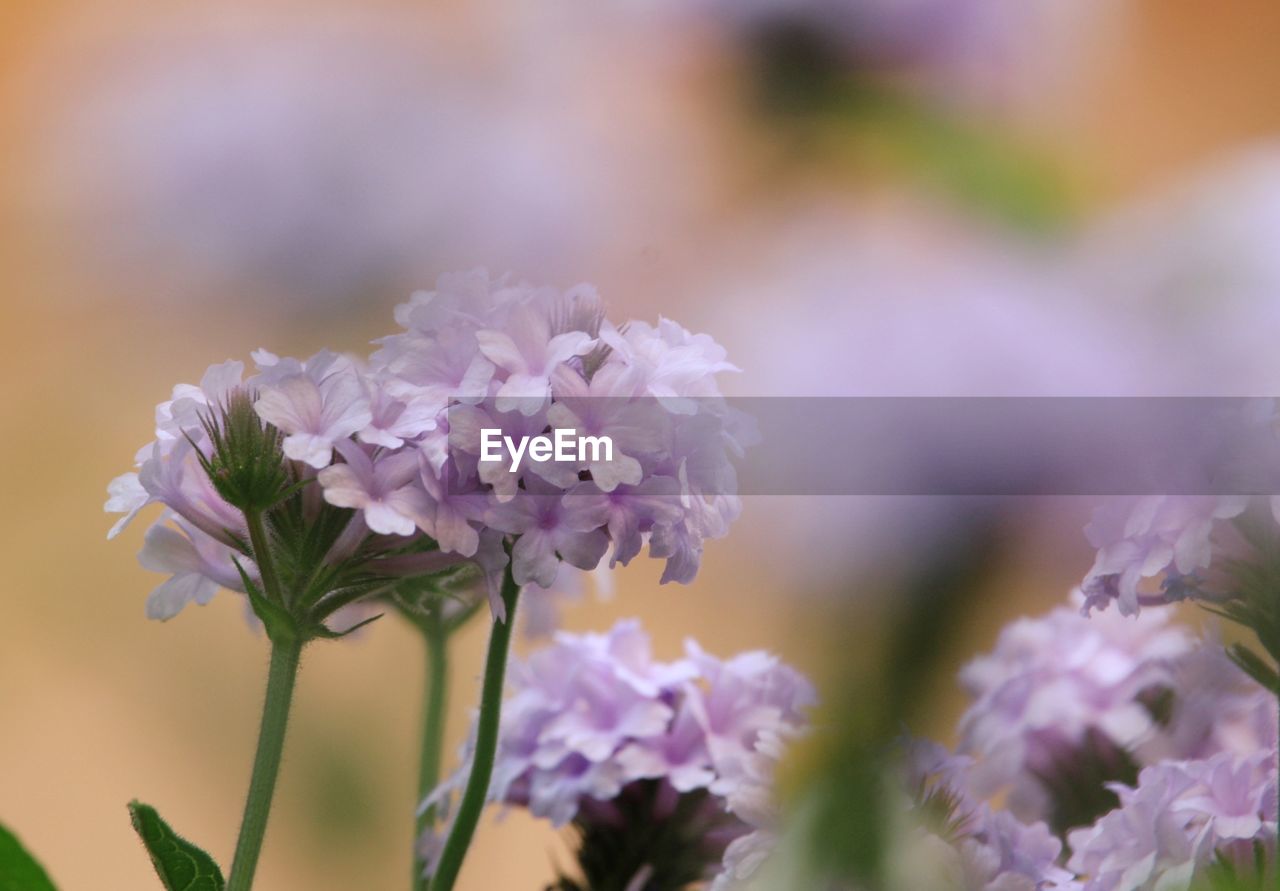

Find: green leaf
<box><xmin>233</xmin><ymin>557</ymin><xmax>297</xmax><ymax>646</ymax></box>
<box><xmin>0</xmin><ymin>822</ymin><xmax>57</xmax><ymax>891</ymax></box>
<box><xmin>127</xmin><ymin>801</ymin><xmax>225</xmax><ymax>891</ymax></box>
<box><xmin>1226</xmin><ymin>643</ymin><xmax>1280</xmax><ymax>695</ymax></box>
<box><xmin>309</xmin><ymin>612</ymin><xmax>384</xmax><ymax>640</ymax></box>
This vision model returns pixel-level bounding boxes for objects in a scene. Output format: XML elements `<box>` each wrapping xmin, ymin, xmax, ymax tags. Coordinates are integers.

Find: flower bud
<box><xmin>194</xmin><ymin>388</ymin><xmax>290</xmax><ymax>512</ymax></box>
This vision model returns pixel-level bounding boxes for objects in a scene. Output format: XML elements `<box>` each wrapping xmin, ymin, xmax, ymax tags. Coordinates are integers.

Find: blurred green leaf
<box><xmin>1226</xmin><ymin>642</ymin><xmax>1280</xmax><ymax>694</ymax></box>
<box><xmin>0</xmin><ymin>822</ymin><xmax>57</xmax><ymax>891</ymax></box>
<box><xmin>127</xmin><ymin>801</ymin><xmax>225</xmax><ymax>891</ymax></box>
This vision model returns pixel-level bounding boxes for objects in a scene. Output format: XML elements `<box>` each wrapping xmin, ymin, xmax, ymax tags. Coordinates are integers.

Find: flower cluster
<box><xmin>106</xmin><ymin>270</ymin><xmax>745</xmax><ymax>623</ymax></box>
<box><xmin>424</xmin><ymin>620</ymin><xmax>815</xmax><ymax>886</ymax></box>
<box><xmin>956</xmin><ymin>593</ymin><xmax>1194</xmax><ymax>822</ymax></box>
<box><xmin>1067</xmin><ymin>752</ymin><xmax>1277</xmax><ymax>891</ymax></box>
<box><xmin>940</xmin><ymin>593</ymin><xmax>1278</xmax><ymax>891</ymax></box>
<box><xmin>1079</xmin><ymin>495</ymin><xmax>1250</xmax><ymax>617</ymax></box>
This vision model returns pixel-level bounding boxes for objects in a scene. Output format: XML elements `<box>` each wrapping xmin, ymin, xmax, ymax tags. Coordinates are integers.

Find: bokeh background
<box><xmin>4</xmin><ymin>0</ymin><xmax>1280</xmax><ymax>887</ymax></box>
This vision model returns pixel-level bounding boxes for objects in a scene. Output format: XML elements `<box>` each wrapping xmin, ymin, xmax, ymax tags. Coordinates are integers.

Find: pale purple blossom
<box><xmin>110</xmin><ymin>270</ymin><xmax>744</xmax><ymax>624</ymax></box>
<box><xmin>1067</xmin><ymin>752</ymin><xmax>1278</xmax><ymax>891</ymax></box>
<box><xmin>957</xmin><ymin>593</ymin><xmax>1194</xmax><ymax>821</ymax></box>
<box><xmin>254</xmin><ymin>360</ymin><xmax>372</xmax><ymax>469</ymax></box>
<box><xmin>425</xmin><ymin>620</ymin><xmax>814</xmax><ymax>871</ymax></box>
<box><xmin>357</xmin><ymin>373</ymin><xmax>440</xmax><ymax>449</ymax></box>
<box><xmin>137</xmin><ymin>514</ymin><xmax>254</xmax><ymax>620</ymax></box>
<box><xmin>316</xmin><ymin>440</ymin><xmax>427</xmax><ymax>537</ymax></box>
<box><xmin>484</xmin><ymin>479</ymin><xmax>612</xmax><ymax>588</ymax></box>
<box><xmin>475</xmin><ymin>300</ymin><xmax>595</xmax><ymax>415</ymax></box>
<box><xmin>1080</xmin><ymin>496</ymin><xmax>1248</xmax><ymax>616</ymax></box>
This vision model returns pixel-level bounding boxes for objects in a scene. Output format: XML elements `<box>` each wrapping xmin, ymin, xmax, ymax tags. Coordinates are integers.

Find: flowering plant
<box><xmin>93</xmin><ymin>270</ymin><xmax>747</xmax><ymax>891</ymax></box>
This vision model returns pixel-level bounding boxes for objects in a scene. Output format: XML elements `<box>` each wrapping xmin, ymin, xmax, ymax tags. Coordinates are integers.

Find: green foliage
<box><xmin>1194</xmin><ymin>841</ymin><xmax>1276</xmax><ymax>890</ymax></box>
<box><xmin>127</xmin><ymin>802</ymin><xmax>225</xmax><ymax>891</ymax></box>
<box><xmin>743</xmin><ymin>23</ymin><xmax>1072</xmax><ymax>233</ymax></box>
<box><xmin>1225</xmin><ymin>642</ymin><xmax>1280</xmax><ymax>694</ymax></box>
<box><xmin>191</xmin><ymin>391</ymin><xmax>289</xmax><ymax>513</ymax></box>
<box><xmin>0</xmin><ymin>822</ymin><xmax>57</xmax><ymax>891</ymax></box>
<box><xmin>1221</xmin><ymin>511</ymin><xmax>1280</xmax><ymax>669</ymax></box>
<box><xmin>797</xmin><ymin>515</ymin><xmax>1006</xmax><ymax>888</ymax></box>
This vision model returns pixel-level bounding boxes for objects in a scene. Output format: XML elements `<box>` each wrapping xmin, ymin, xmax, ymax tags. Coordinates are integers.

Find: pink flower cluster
<box><xmin>106</xmin><ymin>270</ymin><xmax>745</xmax><ymax>620</ymax></box>
<box><xmin>425</xmin><ymin>620</ymin><xmax>815</xmax><ymax>881</ymax></box>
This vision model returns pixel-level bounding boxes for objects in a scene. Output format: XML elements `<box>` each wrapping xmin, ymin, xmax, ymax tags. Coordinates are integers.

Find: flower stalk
<box><xmin>428</xmin><ymin>566</ymin><xmax>521</xmax><ymax>891</ymax></box>
<box><xmin>414</xmin><ymin>617</ymin><xmax>450</xmax><ymax>891</ymax></box>
<box><xmin>227</xmin><ymin>634</ymin><xmax>303</xmax><ymax>891</ymax></box>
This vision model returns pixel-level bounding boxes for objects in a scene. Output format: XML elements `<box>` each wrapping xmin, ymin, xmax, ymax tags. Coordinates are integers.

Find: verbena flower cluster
<box><xmin>105</xmin><ymin>269</ymin><xmax>745</xmax><ymax>622</ymax></box>
<box><xmin>424</xmin><ymin>620</ymin><xmax>816</xmax><ymax>887</ymax></box>
<box><xmin>906</xmin><ymin>593</ymin><xmax>1278</xmax><ymax>891</ymax></box>
<box><xmin>1080</xmin><ymin>495</ymin><xmax>1253</xmax><ymax>617</ymax></box>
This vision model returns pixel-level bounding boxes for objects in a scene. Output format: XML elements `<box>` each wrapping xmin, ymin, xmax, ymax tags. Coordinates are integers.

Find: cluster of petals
<box><xmin>951</xmin><ymin>593</ymin><xmax>1278</xmax><ymax>890</ymax></box>
<box><xmin>956</xmin><ymin>593</ymin><xmax>1195</xmax><ymax>821</ymax></box>
<box><xmin>1079</xmin><ymin>495</ymin><xmax>1249</xmax><ymax>616</ymax></box>
<box><xmin>425</xmin><ymin>620</ymin><xmax>815</xmax><ymax>881</ymax></box>
<box><xmin>1066</xmin><ymin>751</ymin><xmax>1278</xmax><ymax>891</ymax></box>
<box><xmin>106</xmin><ymin>269</ymin><xmax>746</xmax><ymax>620</ymax></box>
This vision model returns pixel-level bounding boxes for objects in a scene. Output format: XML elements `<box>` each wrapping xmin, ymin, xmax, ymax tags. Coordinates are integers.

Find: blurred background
<box><xmin>4</xmin><ymin>0</ymin><xmax>1280</xmax><ymax>887</ymax></box>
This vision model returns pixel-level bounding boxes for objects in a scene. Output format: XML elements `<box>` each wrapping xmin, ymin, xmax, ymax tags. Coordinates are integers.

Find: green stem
<box><xmin>414</xmin><ymin>620</ymin><xmax>449</xmax><ymax>891</ymax></box>
<box><xmin>244</xmin><ymin>509</ymin><xmax>286</xmax><ymax>609</ymax></box>
<box><xmin>227</xmin><ymin>637</ymin><xmax>303</xmax><ymax>891</ymax></box>
<box><xmin>428</xmin><ymin>568</ymin><xmax>520</xmax><ymax>891</ymax></box>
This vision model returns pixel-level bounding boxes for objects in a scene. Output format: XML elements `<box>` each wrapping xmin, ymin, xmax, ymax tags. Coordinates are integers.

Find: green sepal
<box><xmin>0</xmin><ymin>821</ymin><xmax>57</xmax><ymax>891</ymax></box>
<box><xmin>309</xmin><ymin>612</ymin><xmax>384</xmax><ymax>640</ymax></box>
<box><xmin>233</xmin><ymin>557</ymin><xmax>298</xmax><ymax>646</ymax></box>
<box><xmin>127</xmin><ymin>801</ymin><xmax>225</xmax><ymax>891</ymax></box>
<box><xmin>1225</xmin><ymin>642</ymin><xmax>1280</xmax><ymax>695</ymax></box>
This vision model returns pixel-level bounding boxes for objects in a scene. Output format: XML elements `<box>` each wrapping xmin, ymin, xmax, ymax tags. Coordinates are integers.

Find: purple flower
<box><xmin>254</xmin><ymin>357</ymin><xmax>373</xmax><ymax>469</ymax></box>
<box><xmin>137</xmin><ymin>514</ymin><xmax>254</xmax><ymax>620</ymax></box>
<box><xmin>1080</xmin><ymin>496</ymin><xmax>1248</xmax><ymax>616</ymax></box>
<box><xmin>425</xmin><ymin>620</ymin><xmax>813</xmax><ymax>867</ymax></box>
<box><xmin>1067</xmin><ymin>751</ymin><xmax>1278</xmax><ymax>891</ymax></box>
<box><xmin>357</xmin><ymin>372</ymin><xmax>440</xmax><ymax>449</ymax></box>
<box><xmin>316</xmin><ymin>440</ymin><xmax>427</xmax><ymax>537</ymax></box>
<box><xmin>476</xmin><ymin>300</ymin><xmax>595</xmax><ymax>415</ymax></box>
<box><xmin>484</xmin><ymin>479</ymin><xmax>612</xmax><ymax>588</ymax></box>
<box><xmin>957</xmin><ymin>593</ymin><xmax>1193</xmax><ymax>821</ymax></box>
<box><xmin>110</xmin><ymin>271</ymin><xmax>745</xmax><ymax>625</ymax></box>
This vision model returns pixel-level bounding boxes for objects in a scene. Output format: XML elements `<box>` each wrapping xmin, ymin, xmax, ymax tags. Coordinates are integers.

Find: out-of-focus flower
<box><xmin>957</xmin><ymin>593</ymin><xmax>1193</xmax><ymax>823</ymax></box>
<box><xmin>892</xmin><ymin>738</ymin><xmax>1081</xmax><ymax>891</ymax></box>
<box><xmin>637</xmin><ymin>0</ymin><xmax>1109</xmax><ymax>114</ymax></box>
<box><xmin>1079</xmin><ymin>496</ymin><xmax>1249</xmax><ymax>616</ymax></box>
<box><xmin>27</xmin><ymin>9</ymin><xmax>708</xmax><ymax>311</ymax></box>
<box><xmin>1066</xmin><ymin>752</ymin><xmax>1278</xmax><ymax>891</ymax></box>
<box><xmin>1155</xmin><ymin>639</ymin><xmax>1280</xmax><ymax>765</ymax></box>
<box><xmin>1072</xmin><ymin>144</ymin><xmax>1280</xmax><ymax>396</ymax></box>
<box><xmin>424</xmin><ymin>621</ymin><xmax>815</xmax><ymax>886</ymax></box>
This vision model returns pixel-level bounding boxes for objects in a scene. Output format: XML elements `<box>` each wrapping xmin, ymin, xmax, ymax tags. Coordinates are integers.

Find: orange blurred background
<box><xmin>3</xmin><ymin>1</ymin><xmax>1280</xmax><ymax>888</ymax></box>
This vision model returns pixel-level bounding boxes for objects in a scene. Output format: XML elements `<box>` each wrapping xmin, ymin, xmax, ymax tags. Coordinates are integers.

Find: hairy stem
<box><xmin>227</xmin><ymin>637</ymin><xmax>303</xmax><ymax>891</ymax></box>
<box><xmin>244</xmin><ymin>508</ymin><xmax>287</xmax><ymax>608</ymax></box>
<box><xmin>413</xmin><ymin>620</ymin><xmax>450</xmax><ymax>891</ymax></box>
<box><xmin>428</xmin><ymin>568</ymin><xmax>520</xmax><ymax>891</ymax></box>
